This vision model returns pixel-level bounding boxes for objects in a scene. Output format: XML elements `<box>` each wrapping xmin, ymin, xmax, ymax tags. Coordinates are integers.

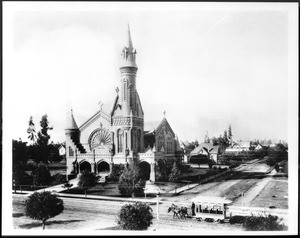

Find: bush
<box><xmin>243</xmin><ymin>214</ymin><xmax>288</xmax><ymax>231</ymax></box>
<box><xmin>32</xmin><ymin>163</ymin><xmax>52</xmax><ymax>186</ymax></box>
<box><xmin>118</xmin><ymin>164</ymin><xmax>145</xmax><ymax>197</ymax></box>
<box><xmin>106</xmin><ymin>164</ymin><xmax>124</xmax><ymax>182</ymax></box>
<box><xmin>51</xmin><ymin>173</ymin><xmax>67</xmax><ymax>186</ymax></box>
<box><xmin>118</xmin><ymin>202</ymin><xmax>154</xmax><ymax>230</ymax></box>
<box><xmin>78</xmin><ymin>171</ymin><xmax>97</xmax><ymax>197</ymax></box>
<box><xmin>25</xmin><ymin>191</ymin><xmax>64</xmax><ymax>229</ymax></box>
<box><xmin>169</xmin><ymin>162</ymin><xmax>181</xmax><ymax>182</ymax></box>
<box><xmin>13</xmin><ymin>168</ymin><xmax>33</xmax><ymax>186</ymax></box>
<box><xmin>229</xmin><ymin>215</ymin><xmax>247</xmax><ymax>224</ymax></box>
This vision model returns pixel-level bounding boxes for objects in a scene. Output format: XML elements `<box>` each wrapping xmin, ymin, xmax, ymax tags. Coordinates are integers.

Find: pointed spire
<box><xmin>120</xmin><ymin>22</ymin><xmax>137</xmax><ymax>69</ymax></box>
<box><xmin>66</xmin><ymin>108</ymin><xmax>78</xmax><ymax>130</ymax></box>
<box><xmin>127</xmin><ymin>22</ymin><xmax>133</xmax><ymax>49</ymax></box>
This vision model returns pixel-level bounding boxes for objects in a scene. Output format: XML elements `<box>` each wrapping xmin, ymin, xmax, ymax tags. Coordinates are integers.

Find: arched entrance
<box><xmin>80</xmin><ymin>161</ymin><xmax>91</xmax><ymax>173</ymax></box>
<box><xmin>139</xmin><ymin>161</ymin><xmax>151</xmax><ymax>180</ymax></box>
<box><xmin>97</xmin><ymin>161</ymin><xmax>110</xmax><ymax>173</ymax></box>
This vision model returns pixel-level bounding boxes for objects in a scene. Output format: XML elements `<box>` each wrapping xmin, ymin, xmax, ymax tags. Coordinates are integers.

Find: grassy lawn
<box><xmin>249</xmin><ymin>179</ymin><xmax>288</xmax><ymax>209</ymax></box>
<box><xmin>220</xmin><ymin>178</ymin><xmax>260</xmax><ymax>202</ymax></box>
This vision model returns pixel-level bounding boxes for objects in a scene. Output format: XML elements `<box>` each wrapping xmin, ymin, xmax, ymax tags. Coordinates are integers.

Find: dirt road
<box><xmin>12</xmin><ymin>194</ymin><xmax>243</xmax><ymax>233</ymax></box>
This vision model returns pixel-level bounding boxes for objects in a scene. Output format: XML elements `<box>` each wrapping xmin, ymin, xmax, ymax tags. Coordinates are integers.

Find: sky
<box><xmin>3</xmin><ymin>2</ymin><xmax>298</xmax><ymax>144</ymax></box>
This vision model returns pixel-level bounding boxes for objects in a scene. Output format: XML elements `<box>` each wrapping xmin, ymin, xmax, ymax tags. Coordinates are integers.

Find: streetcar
<box><xmin>191</xmin><ymin>195</ymin><xmax>232</xmax><ymax>222</ymax></box>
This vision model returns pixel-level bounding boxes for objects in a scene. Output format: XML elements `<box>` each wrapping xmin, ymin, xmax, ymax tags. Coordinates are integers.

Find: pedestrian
<box><xmin>191</xmin><ymin>202</ymin><xmax>195</xmax><ymax>216</ymax></box>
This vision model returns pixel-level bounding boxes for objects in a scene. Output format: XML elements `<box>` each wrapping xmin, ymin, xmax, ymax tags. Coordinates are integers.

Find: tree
<box><xmin>12</xmin><ymin>139</ymin><xmax>28</xmax><ymax>168</ymax></box>
<box><xmin>27</xmin><ymin>116</ymin><xmax>37</xmax><ymax>145</ymax></box>
<box><xmin>118</xmin><ymin>202</ymin><xmax>154</xmax><ymax>230</ymax></box>
<box><xmin>78</xmin><ymin>170</ymin><xmax>97</xmax><ymax>197</ymax></box>
<box><xmin>25</xmin><ymin>191</ymin><xmax>64</xmax><ymax>230</ymax></box>
<box><xmin>183</xmin><ymin>140</ymin><xmax>199</xmax><ymax>157</ymax></box>
<box><xmin>228</xmin><ymin>124</ymin><xmax>233</xmax><ymax>144</ymax></box>
<box><xmin>169</xmin><ymin>161</ymin><xmax>181</xmax><ymax>182</ymax></box>
<box><xmin>32</xmin><ymin>163</ymin><xmax>52</xmax><ymax>186</ymax></box>
<box><xmin>36</xmin><ymin>114</ymin><xmax>53</xmax><ymax>164</ymax></box>
<box><xmin>118</xmin><ymin>164</ymin><xmax>145</xmax><ymax>197</ymax></box>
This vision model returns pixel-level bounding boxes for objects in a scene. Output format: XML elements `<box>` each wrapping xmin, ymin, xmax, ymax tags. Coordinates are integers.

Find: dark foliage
<box><xmin>118</xmin><ymin>202</ymin><xmax>153</xmax><ymax>230</ymax></box>
<box><xmin>229</xmin><ymin>215</ymin><xmax>247</xmax><ymax>224</ymax></box>
<box><xmin>169</xmin><ymin>161</ymin><xmax>181</xmax><ymax>182</ymax></box>
<box><xmin>13</xmin><ymin>166</ymin><xmax>33</xmax><ymax>185</ymax></box>
<box><xmin>118</xmin><ymin>164</ymin><xmax>145</xmax><ymax>197</ymax></box>
<box><xmin>78</xmin><ymin>171</ymin><xmax>97</xmax><ymax>189</ymax></box>
<box><xmin>243</xmin><ymin>214</ymin><xmax>288</xmax><ymax>231</ymax></box>
<box><xmin>32</xmin><ymin>163</ymin><xmax>52</xmax><ymax>186</ymax></box>
<box><xmin>51</xmin><ymin>173</ymin><xmax>67</xmax><ymax>186</ymax></box>
<box><xmin>25</xmin><ymin>191</ymin><xmax>64</xmax><ymax>230</ymax></box>
<box><xmin>106</xmin><ymin>164</ymin><xmax>124</xmax><ymax>182</ymax></box>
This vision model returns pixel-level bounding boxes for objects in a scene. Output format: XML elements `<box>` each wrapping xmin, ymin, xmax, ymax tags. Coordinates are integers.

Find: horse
<box><xmin>168</xmin><ymin>204</ymin><xmax>181</xmax><ymax>219</ymax></box>
<box><xmin>178</xmin><ymin>206</ymin><xmax>188</xmax><ymax>219</ymax></box>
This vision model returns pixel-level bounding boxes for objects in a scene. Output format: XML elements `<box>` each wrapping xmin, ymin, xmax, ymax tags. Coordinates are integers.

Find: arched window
<box><xmin>117</xmin><ymin>129</ymin><xmax>123</xmax><ymax>153</ymax></box>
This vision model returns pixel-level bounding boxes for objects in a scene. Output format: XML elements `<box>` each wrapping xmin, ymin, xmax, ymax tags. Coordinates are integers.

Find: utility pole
<box><xmin>156</xmin><ymin>192</ymin><xmax>159</xmax><ymax>230</ymax></box>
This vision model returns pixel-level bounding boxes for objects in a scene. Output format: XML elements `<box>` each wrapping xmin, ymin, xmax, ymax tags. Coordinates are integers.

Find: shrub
<box><xmin>25</xmin><ymin>191</ymin><xmax>64</xmax><ymax>229</ymax></box>
<box><xmin>78</xmin><ymin>171</ymin><xmax>97</xmax><ymax>197</ymax></box>
<box><xmin>51</xmin><ymin>173</ymin><xmax>67</xmax><ymax>186</ymax></box>
<box><xmin>106</xmin><ymin>164</ymin><xmax>124</xmax><ymax>182</ymax></box>
<box><xmin>118</xmin><ymin>202</ymin><xmax>153</xmax><ymax>230</ymax></box>
<box><xmin>32</xmin><ymin>163</ymin><xmax>52</xmax><ymax>186</ymax></box>
<box><xmin>169</xmin><ymin>161</ymin><xmax>181</xmax><ymax>182</ymax></box>
<box><xmin>13</xmin><ymin>168</ymin><xmax>33</xmax><ymax>186</ymax></box>
<box><xmin>229</xmin><ymin>215</ymin><xmax>247</xmax><ymax>224</ymax></box>
<box><xmin>243</xmin><ymin>214</ymin><xmax>288</xmax><ymax>231</ymax></box>
<box><xmin>118</xmin><ymin>164</ymin><xmax>145</xmax><ymax>197</ymax></box>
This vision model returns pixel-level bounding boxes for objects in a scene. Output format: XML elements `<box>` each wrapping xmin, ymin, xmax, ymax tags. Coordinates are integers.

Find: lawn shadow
<box><xmin>18</xmin><ymin>219</ymin><xmax>85</xmax><ymax>229</ymax></box>
<box><xmin>97</xmin><ymin>226</ymin><xmax>122</xmax><ymax>230</ymax></box>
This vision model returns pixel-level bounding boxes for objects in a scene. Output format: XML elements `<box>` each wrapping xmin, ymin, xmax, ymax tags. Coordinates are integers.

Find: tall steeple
<box><xmin>120</xmin><ymin>23</ymin><xmax>137</xmax><ymax>69</ymax></box>
<box><xmin>126</xmin><ymin>22</ymin><xmax>133</xmax><ymax>50</ymax></box>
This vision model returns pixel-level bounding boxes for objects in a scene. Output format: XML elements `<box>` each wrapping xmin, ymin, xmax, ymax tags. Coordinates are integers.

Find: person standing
<box><xmin>191</xmin><ymin>202</ymin><xmax>195</xmax><ymax>216</ymax></box>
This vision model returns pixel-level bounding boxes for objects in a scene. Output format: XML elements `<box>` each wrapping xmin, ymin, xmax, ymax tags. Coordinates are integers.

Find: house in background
<box><xmin>189</xmin><ymin>142</ymin><xmax>220</xmax><ymax>164</ymax></box>
<box><xmin>225</xmin><ymin>141</ymin><xmax>250</xmax><ymax>153</ymax></box>
<box><xmin>58</xmin><ymin>144</ymin><xmax>66</xmax><ymax>156</ymax></box>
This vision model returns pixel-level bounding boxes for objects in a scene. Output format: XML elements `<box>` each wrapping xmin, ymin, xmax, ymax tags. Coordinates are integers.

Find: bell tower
<box><xmin>111</xmin><ymin>23</ymin><xmax>144</xmax><ymax>164</ymax></box>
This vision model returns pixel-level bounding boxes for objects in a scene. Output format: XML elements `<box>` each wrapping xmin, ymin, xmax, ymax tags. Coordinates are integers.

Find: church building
<box><xmin>65</xmin><ymin>24</ymin><xmax>182</xmax><ymax>181</ymax></box>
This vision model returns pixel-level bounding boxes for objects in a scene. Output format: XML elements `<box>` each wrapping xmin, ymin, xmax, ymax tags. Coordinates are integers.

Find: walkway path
<box><xmin>23</xmin><ymin>178</ymin><xmax>80</xmax><ymax>196</ymax></box>
<box><xmin>233</xmin><ymin>169</ymin><xmax>276</xmax><ymax>206</ymax></box>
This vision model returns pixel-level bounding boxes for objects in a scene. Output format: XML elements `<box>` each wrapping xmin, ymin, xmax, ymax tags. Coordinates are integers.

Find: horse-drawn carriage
<box><xmin>190</xmin><ymin>196</ymin><xmax>232</xmax><ymax>222</ymax></box>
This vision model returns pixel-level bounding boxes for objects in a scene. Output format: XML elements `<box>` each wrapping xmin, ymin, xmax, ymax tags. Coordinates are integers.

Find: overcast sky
<box><xmin>3</xmin><ymin>2</ymin><xmax>298</xmax><ymax>144</ymax></box>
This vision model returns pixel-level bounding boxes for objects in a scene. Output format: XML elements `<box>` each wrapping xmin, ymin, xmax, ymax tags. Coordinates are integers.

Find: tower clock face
<box><xmin>89</xmin><ymin>129</ymin><xmax>111</xmax><ymax>150</ymax></box>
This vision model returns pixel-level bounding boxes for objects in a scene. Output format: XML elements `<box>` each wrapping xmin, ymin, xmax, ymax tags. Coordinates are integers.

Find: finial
<box><xmin>163</xmin><ymin>110</ymin><xmax>166</xmax><ymax>117</ymax></box>
<box><xmin>71</xmin><ymin>108</ymin><xmax>73</xmax><ymax>114</ymax></box>
<box><xmin>115</xmin><ymin>87</ymin><xmax>119</xmax><ymax>94</ymax></box>
<box><xmin>99</xmin><ymin>122</ymin><xmax>103</xmax><ymax>128</ymax></box>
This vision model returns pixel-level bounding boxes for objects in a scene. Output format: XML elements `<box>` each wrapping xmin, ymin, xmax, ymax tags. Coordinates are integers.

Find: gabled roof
<box><xmin>156</xmin><ymin>117</ymin><xmax>175</xmax><ymax>137</ymax></box>
<box><xmin>79</xmin><ymin>109</ymin><xmax>111</xmax><ymax>131</ymax></box>
<box><xmin>190</xmin><ymin>143</ymin><xmax>219</xmax><ymax>156</ymax></box>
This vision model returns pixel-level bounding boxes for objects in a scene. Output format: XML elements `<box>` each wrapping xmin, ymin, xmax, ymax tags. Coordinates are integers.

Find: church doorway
<box><xmin>80</xmin><ymin>161</ymin><xmax>91</xmax><ymax>173</ymax></box>
<box><xmin>139</xmin><ymin>161</ymin><xmax>151</xmax><ymax>181</ymax></box>
<box><xmin>97</xmin><ymin>161</ymin><xmax>110</xmax><ymax>173</ymax></box>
